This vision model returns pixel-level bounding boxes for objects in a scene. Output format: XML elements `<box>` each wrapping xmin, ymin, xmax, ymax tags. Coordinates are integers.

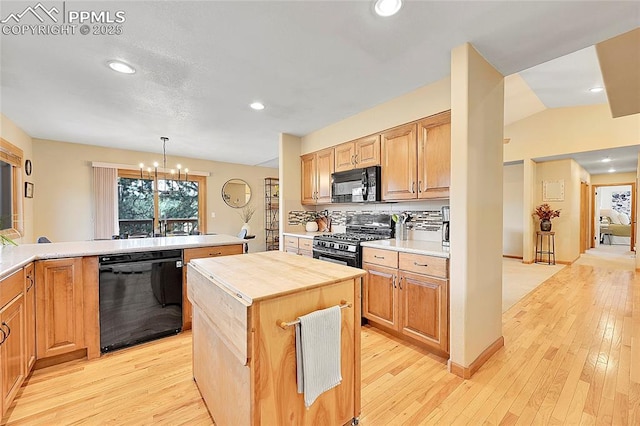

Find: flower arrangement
<box><xmin>237</xmin><ymin>204</ymin><xmax>256</xmax><ymax>223</ymax></box>
<box><xmin>534</xmin><ymin>203</ymin><xmax>561</xmax><ymax>221</ymax></box>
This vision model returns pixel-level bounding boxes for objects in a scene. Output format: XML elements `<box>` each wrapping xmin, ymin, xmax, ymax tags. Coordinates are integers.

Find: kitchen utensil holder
<box><xmin>395</xmin><ymin>222</ymin><xmax>408</xmax><ymax>241</ymax></box>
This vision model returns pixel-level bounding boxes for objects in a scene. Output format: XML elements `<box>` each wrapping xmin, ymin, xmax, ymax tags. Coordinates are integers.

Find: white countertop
<box><xmin>0</xmin><ymin>234</ymin><xmax>245</xmax><ymax>279</ymax></box>
<box><xmin>360</xmin><ymin>239</ymin><xmax>450</xmax><ymax>258</ymax></box>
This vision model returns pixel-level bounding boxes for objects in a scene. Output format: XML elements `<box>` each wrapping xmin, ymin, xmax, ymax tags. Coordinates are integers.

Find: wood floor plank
<box><xmin>2</xmin><ymin>258</ymin><xmax>637</xmax><ymax>426</ymax></box>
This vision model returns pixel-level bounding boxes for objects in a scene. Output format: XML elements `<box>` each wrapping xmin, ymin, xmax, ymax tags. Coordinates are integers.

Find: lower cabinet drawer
<box><xmin>362</xmin><ymin>247</ymin><xmax>398</xmax><ymax>269</ymax></box>
<box><xmin>0</xmin><ymin>269</ymin><xmax>24</xmax><ymax>308</ymax></box>
<box><xmin>185</xmin><ymin>245</ymin><xmax>243</xmax><ymax>260</ymax></box>
<box><xmin>284</xmin><ymin>236</ymin><xmax>298</xmax><ymax>249</ymax></box>
<box><xmin>399</xmin><ymin>252</ymin><xmax>448</xmax><ymax>278</ymax></box>
<box><xmin>298</xmin><ymin>238</ymin><xmax>313</xmax><ymax>251</ymax></box>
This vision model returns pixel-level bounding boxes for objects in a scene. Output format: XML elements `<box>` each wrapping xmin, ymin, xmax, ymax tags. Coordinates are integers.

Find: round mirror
<box><xmin>222</xmin><ymin>179</ymin><xmax>252</xmax><ymax>208</ymax></box>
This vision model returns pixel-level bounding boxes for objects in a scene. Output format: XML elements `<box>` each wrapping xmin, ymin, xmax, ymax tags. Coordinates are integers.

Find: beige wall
<box><xmin>0</xmin><ymin>114</ymin><xmax>34</xmax><ymax>243</ymax></box>
<box><xmin>504</xmin><ymin>104</ymin><xmax>640</xmax><ymax>162</ymax></box>
<box><xmin>591</xmin><ymin>172</ymin><xmax>636</xmax><ymax>185</ymax></box>
<box><xmin>32</xmin><ymin>139</ymin><xmax>277</xmax><ymax>250</ymax></box>
<box><xmin>301</xmin><ymin>77</ymin><xmax>451</xmax><ymax>154</ymax></box>
<box><xmin>449</xmin><ymin>43</ymin><xmax>504</xmax><ymax>368</ymax></box>
<box><xmin>280</xmin><ymin>133</ymin><xmax>303</xmax><ymax>239</ymax></box>
<box><xmin>503</xmin><ymin>163</ymin><xmax>524</xmax><ymax>257</ymax></box>
<box><xmin>534</xmin><ymin>159</ymin><xmax>583</xmax><ymax>263</ymax></box>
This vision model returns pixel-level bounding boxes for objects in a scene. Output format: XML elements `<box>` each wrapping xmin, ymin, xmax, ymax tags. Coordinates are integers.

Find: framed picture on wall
<box><xmin>543</xmin><ymin>180</ymin><xmax>564</xmax><ymax>201</ymax></box>
<box><xmin>24</xmin><ymin>182</ymin><xmax>34</xmax><ymax>198</ymax></box>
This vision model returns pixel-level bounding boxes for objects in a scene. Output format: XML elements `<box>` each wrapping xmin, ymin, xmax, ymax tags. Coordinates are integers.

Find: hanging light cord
<box><xmin>161</xmin><ymin>136</ymin><xmax>168</xmax><ymax>171</ymax></box>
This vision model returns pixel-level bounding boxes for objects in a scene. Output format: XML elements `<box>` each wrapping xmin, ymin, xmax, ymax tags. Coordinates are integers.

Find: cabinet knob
<box><xmin>354</xmin><ymin>154</ymin><xmax>358</xmax><ymax>164</ymax></box>
<box><xmin>374</xmin><ymin>255</ymin><xmax>385</xmax><ymax>259</ymax></box>
<box><xmin>414</xmin><ymin>262</ymin><xmax>429</xmax><ymax>267</ymax></box>
<box><xmin>411</xmin><ymin>182</ymin><xmax>415</xmax><ymax>193</ymax></box>
<box><xmin>418</xmin><ymin>180</ymin><xmax>422</xmax><ymax>193</ymax></box>
<box><xmin>399</xmin><ymin>276</ymin><xmax>403</xmax><ymax>290</ymax></box>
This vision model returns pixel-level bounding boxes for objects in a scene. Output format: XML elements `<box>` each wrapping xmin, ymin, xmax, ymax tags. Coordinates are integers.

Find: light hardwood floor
<box><xmin>3</xmin><ymin>260</ymin><xmax>639</xmax><ymax>425</ymax></box>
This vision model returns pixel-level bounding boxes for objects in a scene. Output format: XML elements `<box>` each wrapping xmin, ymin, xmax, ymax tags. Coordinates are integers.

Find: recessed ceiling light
<box><xmin>250</xmin><ymin>102</ymin><xmax>265</xmax><ymax>110</ymax></box>
<box><xmin>601</xmin><ymin>157</ymin><xmax>612</xmax><ymax>163</ymax></box>
<box><xmin>608</xmin><ymin>168</ymin><xmax>616</xmax><ymax>173</ymax></box>
<box><xmin>107</xmin><ymin>60</ymin><xmax>136</xmax><ymax>74</ymax></box>
<box><xmin>589</xmin><ymin>86</ymin><xmax>604</xmax><ymax>93</ymax></box>
<box><xmin>374</xmin><ymin>0</ymin><xmax>402</xmax><ymax>17</ymax></box>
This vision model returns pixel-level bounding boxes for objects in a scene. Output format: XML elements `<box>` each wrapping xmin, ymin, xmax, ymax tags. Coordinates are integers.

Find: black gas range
<box><xmin>312</xmin><ymin>213</ymin><xmax>393</xmax><ymax>268</ymax></box>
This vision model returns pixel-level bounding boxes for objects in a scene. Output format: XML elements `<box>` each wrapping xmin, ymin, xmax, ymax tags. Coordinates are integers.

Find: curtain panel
<box><xmin>93</xmin><ymin>166</ymin><xmax>118</xmax><ymax>240</ymax></box>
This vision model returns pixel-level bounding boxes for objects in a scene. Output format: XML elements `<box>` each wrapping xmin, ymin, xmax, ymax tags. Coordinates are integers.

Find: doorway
<box><xmin>591</xmin><ymin>182</ymin><xmax>636</xmax><ymax>253</ymax></box>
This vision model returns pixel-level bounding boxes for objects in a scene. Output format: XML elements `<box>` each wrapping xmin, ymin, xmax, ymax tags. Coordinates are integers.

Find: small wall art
<box><xmin>24</xmin><ymin>182</ymin><xmax>34</xmax><ymax>198</ymax></box>
<box><xmin>543</xmin><ymin>180</ymin><xmax>564</xmax><ymax>202</ymax></box>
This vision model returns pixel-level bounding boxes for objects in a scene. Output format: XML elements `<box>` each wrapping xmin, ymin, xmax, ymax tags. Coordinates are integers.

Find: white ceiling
<box><xmin>1</xmin><ymin>1</ymin><xmax>638</xmax><ymax>170</ymax></box>
<box><xmin>534</xmin><ymin>145</ymin><xmax>639</xmax><ymax>175</ymax></box>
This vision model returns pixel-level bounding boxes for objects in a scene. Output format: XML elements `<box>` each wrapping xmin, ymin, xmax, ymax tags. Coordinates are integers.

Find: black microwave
<box><xmin>331</xmin><ymin>166</ymin><xmax>381</xmax><ymax>203</ymax></box>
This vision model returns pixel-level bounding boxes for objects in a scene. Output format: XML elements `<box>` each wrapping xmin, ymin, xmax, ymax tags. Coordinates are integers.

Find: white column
<box><xmin>522</xmin><ymin>159</ymin><xmax>536</xmax><ymax>263</ymax></box>
<box><xmin>449</xmin><ymin>43</ymin><xmax>505</xmax><ymax>370</ymax></box>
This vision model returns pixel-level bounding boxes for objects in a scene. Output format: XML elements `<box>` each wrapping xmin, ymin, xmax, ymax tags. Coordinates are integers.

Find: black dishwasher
<box><xmin>99</xmin><ymin>250</ymin><xmax>183</xmax><ymax>353</ymax></box>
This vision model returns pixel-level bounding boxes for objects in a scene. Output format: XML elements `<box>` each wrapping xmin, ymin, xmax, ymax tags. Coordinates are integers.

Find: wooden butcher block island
<box><xmin>187</xmin><ymin>251</ymin><xmax>366</xmax><ymax>426</ymax></box>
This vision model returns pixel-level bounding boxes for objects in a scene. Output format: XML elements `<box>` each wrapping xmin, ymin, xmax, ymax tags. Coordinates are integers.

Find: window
<box><xmin>117</xmin><ymin>170</ymin><xmax>205</xmax><ymax>237</ymax></box>
<box><xmin>0</xmin><ymin>138</ymin><xmax>23</xmax><ymax>238</ymax></box>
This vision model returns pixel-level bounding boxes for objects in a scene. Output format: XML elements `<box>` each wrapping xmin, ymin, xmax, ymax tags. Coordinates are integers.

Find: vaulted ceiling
<box><xmin>1</xmin><ymin>1</ymin><xmax>638</xmax><ymax>169</ymax></box>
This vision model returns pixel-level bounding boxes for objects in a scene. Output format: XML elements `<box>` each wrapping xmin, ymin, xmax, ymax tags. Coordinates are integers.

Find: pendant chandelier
<box><xmin>138</xmin><ymin>137</ymin><xmax>188</xmax><ymax>182</ymax></box>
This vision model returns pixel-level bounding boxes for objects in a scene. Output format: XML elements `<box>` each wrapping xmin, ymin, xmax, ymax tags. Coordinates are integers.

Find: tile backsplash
<box><xmin>288</xmin><ymin>208</ymin><xmax>444</xmax><ymax>240</ymax></box>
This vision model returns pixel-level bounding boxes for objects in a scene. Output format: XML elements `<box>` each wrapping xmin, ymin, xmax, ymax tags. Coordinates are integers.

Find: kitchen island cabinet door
<box><xmin>381</xmin><ymin>123</ymin><xmax>417</xmax><ymax>201</ymax></box>
<box><xmin>35</xmin><ymin>258</ymin><xmax>85</xmax><ymax>359</ymax></box>
<box><xmin>399</xmin><ymin>270</ymin><xmax>448</xmax><ymax>355</ymax></box>
<box><xmin>362</xmin><ymin>263</ymin><xmax>398</xmax><ymax>329</ymax></box>
<box><xmin>0</xmin><ymin>293</ymin><xmax>25</xmax><ymax>416</ymax></box>
<box><xmin>417</xmin><ymin>111</ymin><xmax>451</xmax><ymax>199</ymax></box>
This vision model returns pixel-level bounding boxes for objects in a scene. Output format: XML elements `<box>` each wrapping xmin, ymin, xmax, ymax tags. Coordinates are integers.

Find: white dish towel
<box><xmin>295</xmin><ymin>305</ymin><xmax>342</xmax><ymax>408</ymax></box>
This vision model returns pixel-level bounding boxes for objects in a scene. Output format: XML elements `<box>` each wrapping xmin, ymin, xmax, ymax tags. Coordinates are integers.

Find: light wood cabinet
<box><xmin>301</xmin><ymin>148</ymin><xmax>334</xmax><ymax>205</ymax></box>
<box><xmin>398</xmin><ymin>270</ymin><xmax>448</xmax><ymax>352</ymax></box>
<box><xmin>381</xmin><ymin>111</ymin><xmax>451</xmax><ymax>201</ymax></box>
<box><xmin>24</xmin><ymin>263</ymin><xmax>35</xmax><ymax>372</ymax></box>
<box><xmin>283</xmin><ymin>235</ymin><xmax>313</xmax><ymax>257</ymax></box>
<box><xmin>182</xmin><ymin>244</ymin><xmax>244</xmax><ymax>330</ymax></box>
<box><xmin>334</xmin><ymin>135</ymin><xmax>381</xmax><ymax>172</ymax></box>
<box><xmin>35</xmin><ymin>258</ymin><xmax>85</xmax><ymax>359</ymax></box>
<box><xmin>0</xmin><ymin>268</ymin><xmax>26</xmax><ymax>417</ymax></box>
<box><xmin>0</xmin><ymin>292</ymin><xmax>25</xmax><ymax>416</ymax></box>
<box><xmin>381</xmin><ymin>123</ymin><xmax>417</xmax><ymax>200</ymax></box>
<box><xmin>362</xmin><ymin>248</ymin><xmax>449</xmax><ymax>355</ymax></box>
<box><xmin>362</xmin><ymin>263</ymin><xmax>397</xmax><ymax>329</ymax></box>
<box><xmin>417</xmin><ymin>111</ymin><xmax>451</xmax><ymax>199</ymax></box>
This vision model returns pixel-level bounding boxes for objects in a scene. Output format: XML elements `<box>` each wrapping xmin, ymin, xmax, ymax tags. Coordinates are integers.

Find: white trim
<box><xmin>91</xmin><ymin>161</ymin><xmax>211</xmax><ymax>177</ymax></box>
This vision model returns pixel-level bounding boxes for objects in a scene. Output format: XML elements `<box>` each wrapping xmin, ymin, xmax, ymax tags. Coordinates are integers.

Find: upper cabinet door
<box><xmin>418</xmin><ymin>111</ymin><xmax>451</xmax><ymax>199</ymax></box>
<box><xmin>354</xmin><ymin>135</ymin><xmax>380</xmax><ymax>168</ymax></box>
<box><xmin>334</xmin><ymin>142</ymin><xmax>356</xmax><ymax>173</ymax></box>
<box><xmin>315</xmin><ymin>148</ymin><xmax>334</xmax><ymax>204</ymax></box>
<box><xmin>381</xmin><ymin>123</ymin><xmax>417</xmax><ymax>201</ymax></box>
<box><xmin>300</xmin><ymin>153</ymin><xmax>317</xmax><ymax>205</ymax></box>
